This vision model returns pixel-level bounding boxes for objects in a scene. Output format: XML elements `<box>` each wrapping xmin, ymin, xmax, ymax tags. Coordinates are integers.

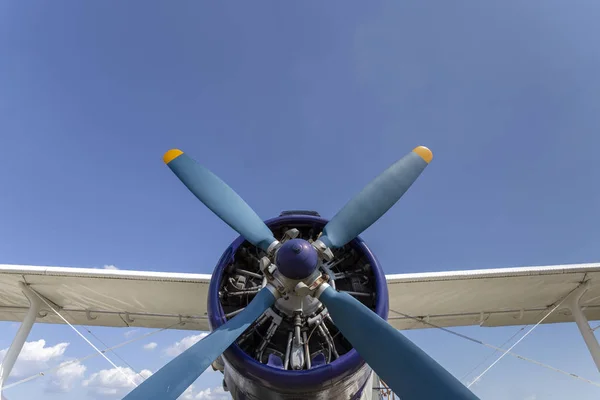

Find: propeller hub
<box><xmin>276</xmin><ymin>239</ymin><xmax>318</xmax><ymax>280</ymax></box>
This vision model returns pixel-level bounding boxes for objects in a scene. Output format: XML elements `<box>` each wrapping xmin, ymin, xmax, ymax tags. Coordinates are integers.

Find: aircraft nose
<box><xmin>276</xmin><ymin>239</ymin><xmax>318</xmax><ymax>280</ymax></box>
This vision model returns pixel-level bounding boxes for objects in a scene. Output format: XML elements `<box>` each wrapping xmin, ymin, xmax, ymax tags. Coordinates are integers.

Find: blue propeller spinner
<box><xmin>122</xmin><ymin>147</ymin><xmax>479</xmax><ymax>400</ymax></box>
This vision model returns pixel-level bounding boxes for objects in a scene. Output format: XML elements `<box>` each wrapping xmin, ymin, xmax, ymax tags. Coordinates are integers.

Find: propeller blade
<box><xmin>317</xmin><ymin>284</ymin><xmax>479</xmax><ymax>400</ymax></box>
<box><xmin>319</xmin><ymin>146</ymin><xmax>432</xmax><ymax>248</ymax></box>
<box><xmin>122</xmin><ymin>286</ymin><xmax>278</xmax><ymax>400</ymax></box>
<box><xmin>163</xmin><ymin>149</ymin><xmax>277</xmax><ymax>251</ymax></box>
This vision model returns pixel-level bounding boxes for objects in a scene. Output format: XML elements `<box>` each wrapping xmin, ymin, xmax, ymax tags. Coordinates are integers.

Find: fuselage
<box><xmin>206</xmin><ymin>211</ymin><xmax>389</xmax><ymax>400</ymax></box>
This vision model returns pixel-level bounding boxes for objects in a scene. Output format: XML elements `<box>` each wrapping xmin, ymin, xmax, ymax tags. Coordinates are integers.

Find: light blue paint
<box><xmin>319</xmin><ymin>285</ymin><xmax>479</xmax><ymax>399</ymax></box>
<box><xmin>167</xmin><ymin>153</ymin><xmax>276</xmax><ymax>251</ymax></box>
<box><xmin>123</xmin><ymin>287</ymin><xmax>276</xmax><ymax>400</ymax></box>
<box><xmin>320</xmin><ymin>151</ymin><xmax>429</xmax><ymax>248</ymax></box>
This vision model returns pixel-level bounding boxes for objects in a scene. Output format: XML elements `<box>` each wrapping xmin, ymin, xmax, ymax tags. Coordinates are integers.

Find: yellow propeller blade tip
<box><xmin>163</xmin><ymin>149</ymin><xmax>184</xmax><ymax>164</ymax></box>
<box><xmin>412</xmin><ymin>146</ymin><xmax>433</xmax><ymax>163</ymax></box>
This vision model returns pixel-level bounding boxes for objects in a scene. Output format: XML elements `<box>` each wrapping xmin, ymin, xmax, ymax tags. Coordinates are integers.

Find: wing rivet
<box><xmin>86</xmin><ymin>309</ymin><xmax>97</xmax><ymax>321</ymax></box>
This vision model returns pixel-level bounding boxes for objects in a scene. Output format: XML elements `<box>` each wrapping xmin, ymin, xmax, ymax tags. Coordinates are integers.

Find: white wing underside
<box><xmin>0</xmin><ymin>265</ymin><xmax>212</xmax><ymax>331</ymax></box>
<box><xmin>0</xmin><ymin>263</ymin><xmax>599</xmax><ymax>331</ymax></box>
<box><xmin>386</xmin><ymin>263</ymin><xmax>600</xmax><ymax>330</ymax></box>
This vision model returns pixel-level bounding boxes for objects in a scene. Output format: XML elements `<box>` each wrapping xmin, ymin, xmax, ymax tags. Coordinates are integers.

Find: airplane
<box><xmin>0</xmin><ymin>146</ymin><xmax>599</xmax><ymax>400</ymax></box>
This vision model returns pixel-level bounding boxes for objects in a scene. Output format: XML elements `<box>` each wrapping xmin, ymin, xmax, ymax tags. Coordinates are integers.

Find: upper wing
<box><xmin>0</xmin><ymin>264</ymin><xmax>212</xmax><ymax>331</ymax></box>
<box><xmin>5</xmin><ymin>262</ymin><xmax>598</xmax><ymax>332</ymax></box>
<box><xmin>386</xmin><ymin>263</ymin><xmax>600</xmax><ymax>330</ymax></box>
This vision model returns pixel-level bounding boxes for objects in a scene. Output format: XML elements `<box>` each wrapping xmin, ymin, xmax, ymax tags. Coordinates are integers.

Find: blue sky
<box><xmin>1</xmin><ymin>1</ymin><xmax>600</xmax><ymax>399</ymax></box>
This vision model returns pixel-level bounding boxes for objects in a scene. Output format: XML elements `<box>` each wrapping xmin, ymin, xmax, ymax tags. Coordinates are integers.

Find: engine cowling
<box><xmin>207</xmin><ymin>212</ymin><xmax>389</xmax><ymax>399</ymax></box>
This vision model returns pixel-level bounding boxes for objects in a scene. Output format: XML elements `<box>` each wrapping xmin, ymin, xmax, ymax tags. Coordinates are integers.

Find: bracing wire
<box><xmin>460</xmin><ymin>325</ymin><xmax>525</xmax><ymax>382</ymax></box>
<box><xmin>82</xmin><ymin>326</ymin><xmax>146</xmax><ymax>382</ymax></box>
<box><xmin>29</xmin><ymin>290</ymin><xmax>138</xmax><ymax>388</ymax></box>
<box><xmin>389</xmin><ymin>302</ymin><xmax>600</xmax><ymax>388</ymax></box>
<box><xmin>466</xmin><ymin>298</ymin><xmax>566</xmax><ymax>387</ymax></box>
<box><xmin>3</xmin><ymin>321</ymin><xmax>183</xmax><ymax>391</ymax></box>
<box><xmin>459</xmin><ymin>305</ymin><xmax>554</xmax><ymax>382</ymax></box>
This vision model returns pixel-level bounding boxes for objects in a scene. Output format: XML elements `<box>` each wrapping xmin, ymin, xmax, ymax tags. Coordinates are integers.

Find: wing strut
<box><xmin>564</xmin><ymin>281</ymin><xmax>600</xmax><ymax>372</ymax></box>
<box><xmin>0</xmin><ymin>283</ymin><xmax>43</xmax><ymax>394</ymax></box>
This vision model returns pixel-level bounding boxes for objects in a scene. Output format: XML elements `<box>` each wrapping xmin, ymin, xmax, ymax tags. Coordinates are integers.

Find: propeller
<box><xmin>122</xmin><ymin>146</ymin><xmax>478</xmax><ymax>400</ymax></box>
<box><xmin>123</xmin><ymin>286</ymin><xmax>278</xmax><ymax>400</ymax></box>
<box><xmin>317</xmin><ymin>284</ymin><xmax>479</xmax><ymax>400</ymax></box>
<box><xmin>163</xmin><ymin>149</ymin><xmax>277</xmax><ymax>252</ymax></box>
<box><xmin>319</xmin><ymin>146</ymin><xmax>432</xmax><ymax>249</ymax></box>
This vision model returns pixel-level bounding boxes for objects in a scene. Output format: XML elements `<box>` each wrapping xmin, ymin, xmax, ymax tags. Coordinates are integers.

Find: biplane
<box><xmin>1</xmin><ymin>147</ymin><xmax>599</xmax><ymax>399</ymax></box>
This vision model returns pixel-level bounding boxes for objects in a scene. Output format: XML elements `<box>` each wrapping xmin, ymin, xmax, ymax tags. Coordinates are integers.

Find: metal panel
<box><xmin>385</xmin><ymin>263</ymin><xmax>600</xmax><ymax>330</ymax></box>
<box><xmin>0</xmin><ymin>265</ymin><xmax>212</xmax><ymax>331</ymax></box>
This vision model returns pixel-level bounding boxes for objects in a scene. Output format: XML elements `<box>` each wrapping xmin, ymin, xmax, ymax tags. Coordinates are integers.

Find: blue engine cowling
<box><xmin>207</xmin><ymin>212</ymin><xmax>389</xmax><ymax>399</ymax></box>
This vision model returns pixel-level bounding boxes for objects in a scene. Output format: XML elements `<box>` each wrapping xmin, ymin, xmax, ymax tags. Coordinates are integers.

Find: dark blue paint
<box><xmin>267</xmin><ymin>354</ymin><xmax>284</xmax><ymax>369</ymax></box>
<box><xmin>276</xmin><ymin>238</ymin><xmax>319</xmax><ymax>279</ymax></box>
<box><xmin>311</xmin><ymin>353</ymin><xmax>326</xmax><ymax>368</ymax></box>
<box><xmin>207</xmin><ymin>213</ymin><xmax>388</xmax><ymax>392</ymax></box>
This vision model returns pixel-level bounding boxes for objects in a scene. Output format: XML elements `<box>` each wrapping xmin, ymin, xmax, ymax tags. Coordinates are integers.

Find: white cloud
<box><xmin>165</xmin><ymin>333</ymin><xmax>209</xmax><ymax>357</ymax></box>
<box><xmin>195</xmin><ymin>386</ymin><xmax>230</xmax><ymax>399</ymax></box>
<box><xmin>124</xmin><ymin>329</ymin><xmax>139</xmax><ymax>338</ymax></box>
<box><xmin>156</xmin><ymin>383</ymin><xmax>230</xmax><ymax>400</ymax></box>
<box><xmin>80</xmin><ymin>366</ymin><xmax>229</xmax><ymax>400</ymax></box>
<box><xmin>143</xmin><ymin>342</ymin><xmax>157</xmax><ymax>351</ymax></box>
<box><xmin>181</xmin><ymin>384</ymin><xmax>196</xmax><ymax>400</ymax></box>
<box><xmin>83</xmin><ymin>366</ymin><xmax>152</xmax><ymax>397</ymax></box>
<box><xmin>46</xmin><ymin>360</ymin><xmax>86</xmax><ymax>392</ymax></box>
<box><xmin>0</xmin><ymin>339</ymin><xmax>69</xmax><ymax>376</ymax></box>
<box><xmin>103</xmin><ymin>265</ymin><xmax>119</xmax><ymax>270</ymax></box>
